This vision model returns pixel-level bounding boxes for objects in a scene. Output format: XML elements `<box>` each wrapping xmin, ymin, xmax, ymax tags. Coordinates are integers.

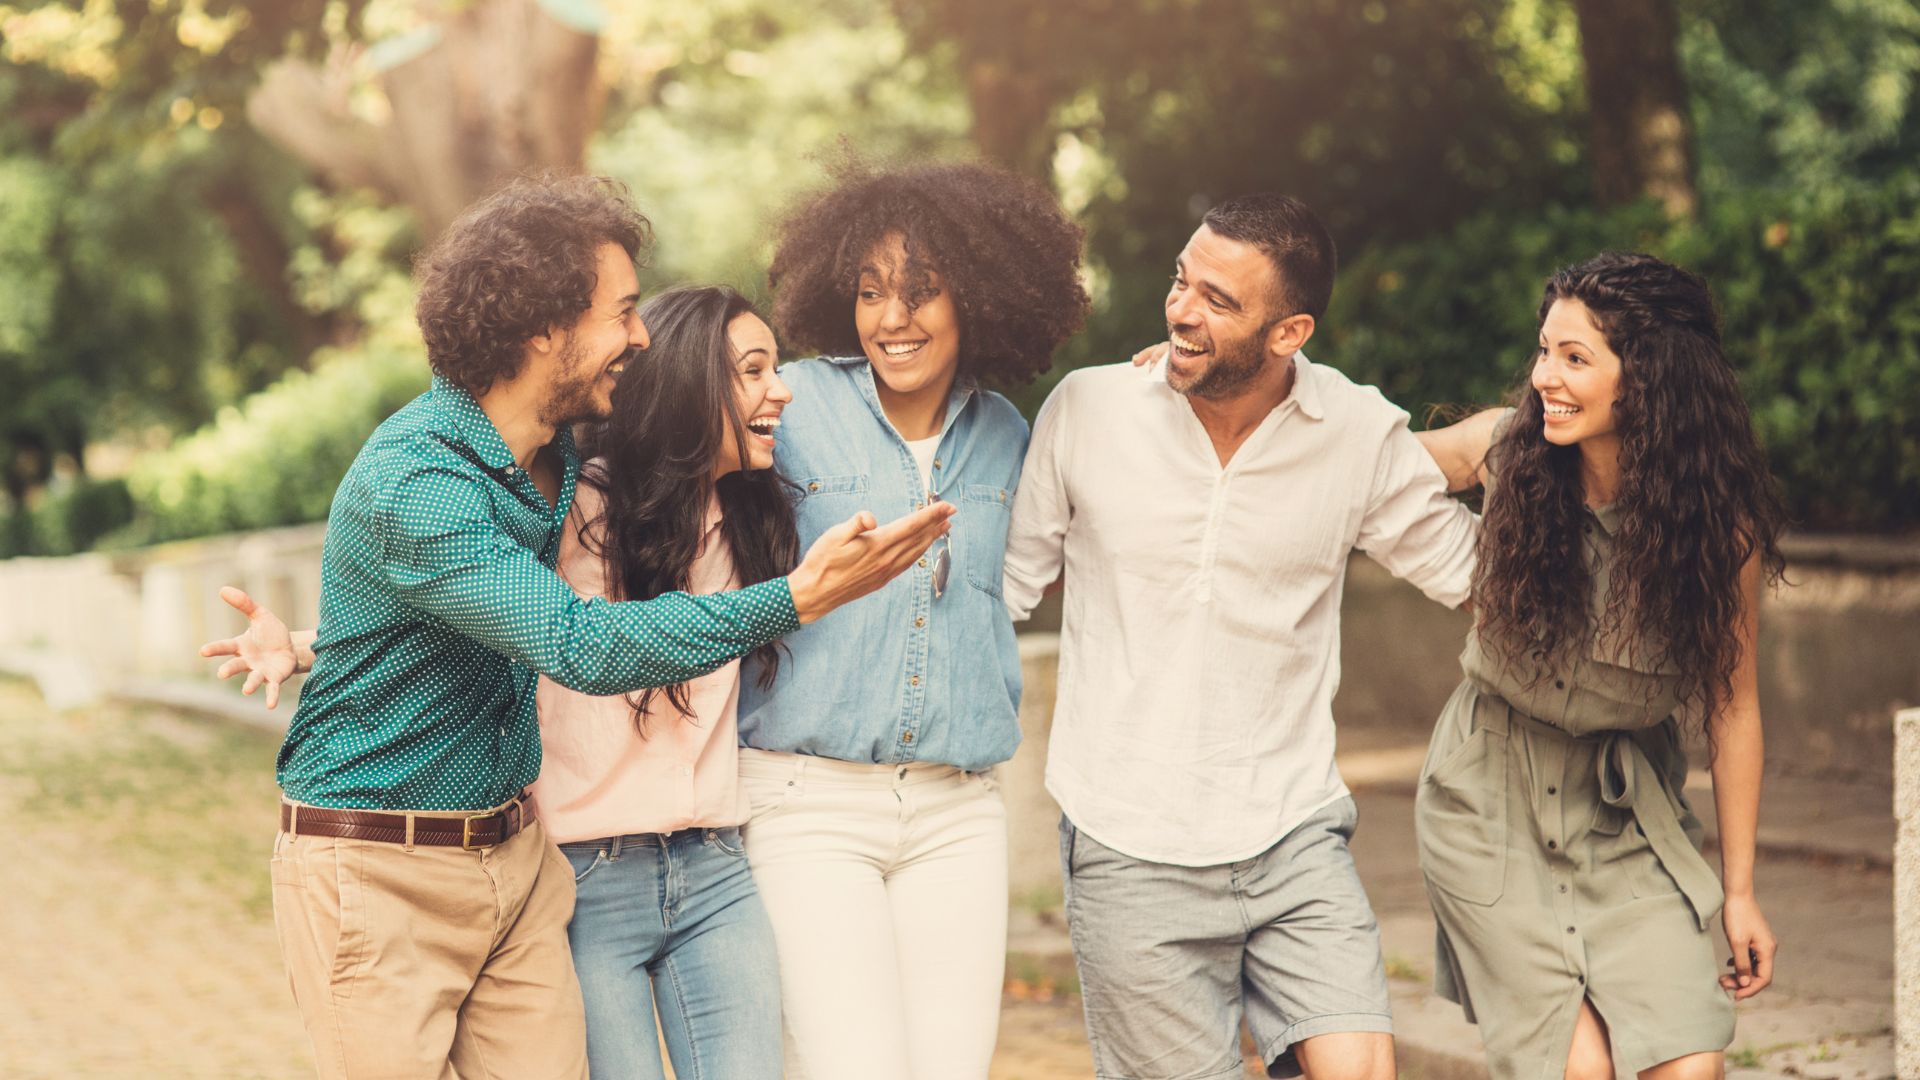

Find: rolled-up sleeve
<box><xmin>371</xmin><ymin>456</ymin><xmax>798</xmax><ymax>694</ymax></box>
<box><xmin>1356</xmin><ymin>418</ymin><xmax>1479</xmax><ymax>608</ymax></box>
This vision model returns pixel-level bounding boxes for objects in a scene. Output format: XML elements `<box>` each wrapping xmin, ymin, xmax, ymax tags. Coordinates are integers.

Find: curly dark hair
<box><xmin>1473</xmin><ymin>252</ymin><xmax>1786</xmax><ymax>723</ymax></box>
<box><xmin>768</xmin><ymin>158</ymin><xmax>1090</xmax><ymax>385</ymax></box>
<box><xmin>577</xmin><ymin>286</ymin><xmax>798</xmax><ymax>731</ymax></box>
<box><xmin>415</xmin><ymin>173</ymin><xmax>653</xmax><ymax>396</ymax></box>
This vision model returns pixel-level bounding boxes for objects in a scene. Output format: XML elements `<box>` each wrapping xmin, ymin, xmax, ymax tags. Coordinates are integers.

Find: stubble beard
<box><xmin>1169</xmin><ymin>329</ymin><xmax>1269</xmax><ymax>401</ymax></box>
<box><xmin>539</xmin><ymin>337</ymin><xmax>608</xmax><ymax>429</ymax></box>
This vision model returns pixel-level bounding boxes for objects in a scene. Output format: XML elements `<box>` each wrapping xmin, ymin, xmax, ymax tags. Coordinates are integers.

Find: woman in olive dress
<box><xmin>1415</xmin><ymin>252</ymin><xmax>1784</xmax><ymax>1080</ymax></box>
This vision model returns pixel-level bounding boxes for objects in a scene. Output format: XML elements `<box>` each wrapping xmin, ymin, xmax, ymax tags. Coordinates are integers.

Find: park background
<box><xmin>0</xmin><ymin>1</ymin><xmax>1916</xmax><ymax>1078</ymax></box>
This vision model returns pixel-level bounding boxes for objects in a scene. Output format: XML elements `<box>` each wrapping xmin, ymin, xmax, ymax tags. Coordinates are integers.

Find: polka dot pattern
<box><xmin>275</xmin><ymin>376</ymin><xmax>800</xmax><ymax>811</ymax></box>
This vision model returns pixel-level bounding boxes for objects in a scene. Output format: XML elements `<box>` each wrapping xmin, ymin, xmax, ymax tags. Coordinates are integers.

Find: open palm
<box><xmin>199</xmin><ymin>586</ymin><xmax>297</xmax><ymax>709</ymax></box>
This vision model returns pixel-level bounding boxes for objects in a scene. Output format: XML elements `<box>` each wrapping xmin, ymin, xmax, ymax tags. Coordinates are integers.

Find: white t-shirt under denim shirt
<box><xmin>1003</xmin><ymin>355</ymin><xmax>1477</xmax><ymax>867</ymax></box>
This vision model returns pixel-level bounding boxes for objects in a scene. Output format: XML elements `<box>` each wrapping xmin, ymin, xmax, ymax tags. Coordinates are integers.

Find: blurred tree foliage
<box><xmin>592</xmin><ymin>0</ymin><xmax>972</xmax><ymax>300</ymax></box>
<box><xmin>0</xmin><ymin>0</ymin><xmax>383</xmax><ymax>512</ymax></box>
<box><xmin>4</xmin><ymin>0</ymin><xmax>1920</xmax><ymax>544</ymax></box>
<box><xmin>1325</xmin><ymin>178</ymin><xmax>1920</xmax><ymax>528</ymax></box>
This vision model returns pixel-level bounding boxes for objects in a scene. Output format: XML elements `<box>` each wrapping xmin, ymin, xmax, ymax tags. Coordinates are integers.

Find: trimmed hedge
<box><xmin>120</xmin><ymin>343</ymin><xmax>430</xmax><ymax>545</ymax></box>
<box><xmin>1321</xmin><ymin>178</ymin><xmax>1920</xmax><ymax>530</ymax></box>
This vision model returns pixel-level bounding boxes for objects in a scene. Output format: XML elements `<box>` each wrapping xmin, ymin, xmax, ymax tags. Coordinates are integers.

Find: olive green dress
<box><xmin>1414</xmin><ymin>495</ymin><xmax>1736</xmax><ymax>1078</ymax></box>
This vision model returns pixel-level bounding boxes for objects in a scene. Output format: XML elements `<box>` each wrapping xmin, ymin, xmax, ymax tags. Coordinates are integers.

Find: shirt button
<box><xmin>901</xmin><ymin>731</ymin><xmax>914</xmax><ymax>743</ymax></box>
<box><xmin>1554</xmin><ymin>679</ymin><xmax>1566</xmax><ymax>690</ymax></box>
<box><xmin>910</xmin><ymin>675</ymin><xmax>920</xmax><ymax>686</ymax></box>
<box><xmin>914</xmin><ymin>616</ymin><xmax>926</xmax><ymax>628</ymax></box>
<box><xmin>1577</xmin><ymin>974</ymin><xmax>1586</xmax><ymax>985</ymax></box>
<box><xmin>933</xmin><ymin>458</ymin><xmax>943</xmax><ymax>469</ymax></box>
<box><xmin>1558</xmin><ymin>884</ymin><xmax>1569</xmax><ymax>894</ymax></box>
<box><xmin>1566</xmin><ymin>926</ymin><xmax>1576</xmax><ymax>935</ymax></box>
<box><xmin>918</xmin><ymin>557</ymin><xmax>928</xmax><ymax>569</ymax></box>
<box><xmin>1547</xmin><ymin>839</ymin><xmax>1558</xmax><ymax>850</ymax></box>
<box><xmin>1547</xmin><ymin>785</ymin><xmax>1558</xmax><ymax>795</ymax></box>
<box><xmin>808</xmin><ymin>481</ymin><xmax>820</xmax><ymax>492</ymax></box>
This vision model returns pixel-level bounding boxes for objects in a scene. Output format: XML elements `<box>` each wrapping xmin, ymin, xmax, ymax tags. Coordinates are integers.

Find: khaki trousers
<box><xmin>270</xmin><ymin>807</ymin><xmax>587</xmax><ymax>1080</ymax></box>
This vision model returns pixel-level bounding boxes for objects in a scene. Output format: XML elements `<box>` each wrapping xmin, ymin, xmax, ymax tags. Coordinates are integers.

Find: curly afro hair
<box><xmin>415</xmin><ymin>173</ymin><xmax>652</xmax><ymax>396</ymax></box>
<box><xmin>768</xmin><ymin>158</ymin><xmax>1090</xmax><ymax>386</ymax></box>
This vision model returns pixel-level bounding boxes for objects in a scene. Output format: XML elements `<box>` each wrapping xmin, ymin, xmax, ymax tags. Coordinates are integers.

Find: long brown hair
<box><xmin>1472</xmin><ymin>252</ymin><xmax>1786</xmax><ymax>719</ymax></box>
<box><xmin>578</xmin><ymin>286</ymin><xmax>798</xmax><ymax>731</ymax></box>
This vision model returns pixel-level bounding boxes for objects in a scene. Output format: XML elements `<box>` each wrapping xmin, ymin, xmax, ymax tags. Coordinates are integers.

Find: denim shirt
<box><xmin>738</xmin><ymin>356</ymin><xmax>1028</xmax><ymax>770</ymax></box>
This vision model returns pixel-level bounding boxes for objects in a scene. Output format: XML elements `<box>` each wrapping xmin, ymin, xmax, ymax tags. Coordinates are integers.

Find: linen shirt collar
<box><xmin>1288</xmin><ymin>351</ymin><xmax>1327</xmax><ymax>421</ymax></box>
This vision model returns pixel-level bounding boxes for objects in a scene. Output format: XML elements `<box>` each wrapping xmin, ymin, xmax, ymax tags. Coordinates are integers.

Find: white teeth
<box><xmin>747</xmin><ymin>416</ymin><xmax>781</xmax><ymax>434</ymax></box>
<box><xmin>1543</xmin><ymin>402</ymin><xmax>1582</xmax><ymax>417</ymax></box>
<box><xmin>882</xmin><ymin>341</ymin><xmax>925</xmax><ymax>356</ymax></box>
<box><xmin>1170</xmin><ymin>332</ymin><xmax>1206</xmax><ymax>353</ymax></box>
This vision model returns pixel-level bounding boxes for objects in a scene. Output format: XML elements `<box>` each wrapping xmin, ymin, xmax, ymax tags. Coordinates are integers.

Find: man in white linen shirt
<box><xmin>1003</xmin><ymin>193</ymin><xmax>1477</xmax><ymax>1080</ymax></box>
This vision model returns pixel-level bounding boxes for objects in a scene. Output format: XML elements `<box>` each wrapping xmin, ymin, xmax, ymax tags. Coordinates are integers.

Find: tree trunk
<box><xmin>246</xmin><ymin>0</ymin><xmax>603</xmax><ymax>239</ymax></box>
<box><xmin>964</xmin><ymin>58</ymin><xmax>1057</xmax><ymax>178</ymax></box>
<box><xmin>1573</xmin><ymin>0</ymin><xmax>1698</xmax><ymax>218</ymax></box>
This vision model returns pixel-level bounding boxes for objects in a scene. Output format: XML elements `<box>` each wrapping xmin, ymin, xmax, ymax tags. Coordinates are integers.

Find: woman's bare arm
<box><xmin>1711</xmin><ymin>553</ymin><xmax>1776</xmax><ymax>1000</ymax></box>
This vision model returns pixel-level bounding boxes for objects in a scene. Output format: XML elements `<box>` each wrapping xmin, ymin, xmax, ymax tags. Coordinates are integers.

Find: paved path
<box><xmin>0</xmin><ymin>680</ymin><xmax>1895</xmax><ymax>1079</ymax></box>
<box><xmin>0</xmin><ymin>681</ymin><xmax>1128</xmax><ymax>1079</ymax></box>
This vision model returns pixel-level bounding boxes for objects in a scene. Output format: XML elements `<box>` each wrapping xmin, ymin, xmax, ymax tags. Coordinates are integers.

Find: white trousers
<box><xmin>738</xmin><ymin>748</ymin><xmax>1008</xmax><ymax>1080</ymax></box>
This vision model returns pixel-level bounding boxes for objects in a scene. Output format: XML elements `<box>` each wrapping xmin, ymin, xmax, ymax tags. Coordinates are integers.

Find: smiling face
<box><xmin>1164</xmin><ymin>224</ymin><xmax>1291</xmax><ymax>400</ymax></box>
<box><xmin>854</xmin><ymin>231</ymin><xmax>962</xmax><ymax>404</ymax></box>
<box><xmin>538</xmin><ymin>242</ymin><xmax>650</xmax><ymax>427</ymax></box>
<box><xmin>712</xmin><ymin>311</ymin><xmax>791</xmax><ymax>478</ymax></box>
<box><xmin>1533</xmin><ymin>298</ymin><xmax>1623</xmax><ymax>449</ymax></box>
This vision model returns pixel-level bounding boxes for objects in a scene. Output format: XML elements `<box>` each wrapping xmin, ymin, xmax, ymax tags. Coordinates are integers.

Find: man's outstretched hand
<box><xmin>787</xmin><ymin>501</ymin><xmax>957</xmax><ymax>624</ymax></box>
<box><xmin>198</xmin><ymin>586</ymin><xmax>303</xmax><ymax>709</ymax></box>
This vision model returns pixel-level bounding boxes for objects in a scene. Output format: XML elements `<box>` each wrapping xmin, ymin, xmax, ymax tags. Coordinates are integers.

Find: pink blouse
<box><xmin>529</xmin><ymin>480</ymin><xmax>751</xmax><ymax>845</ymax></box>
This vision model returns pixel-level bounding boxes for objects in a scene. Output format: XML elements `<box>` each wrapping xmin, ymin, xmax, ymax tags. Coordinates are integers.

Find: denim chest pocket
<box><xmin>955</xmin><ymin>483</ymin><xmax>1013</xmax><ymax>598</ymax></box>
<box><xmin>797</xmin><ymin>474</ymin><xmax>872</xmax><ymax>534</ymax></box>
<box><xmin>800</xmin><ymin>474</ymin><xmax>870</xmax><ymax>499</ymax></box>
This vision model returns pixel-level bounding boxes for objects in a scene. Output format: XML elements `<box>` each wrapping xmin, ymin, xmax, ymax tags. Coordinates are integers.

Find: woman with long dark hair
<box><xmin>1415</xmin><ymin>252</ymin><xmax>1785</xmax><ymax>1080</ymax></box>
<box><xmin>531</xmin><ymin>284</ymin><xmax>794</xmax><ymax>1080</ymax></box>
<box><xmin>735</xmin><ymin>159</ymin><xmax>1089</xmax><ymax>1079</ymax></box>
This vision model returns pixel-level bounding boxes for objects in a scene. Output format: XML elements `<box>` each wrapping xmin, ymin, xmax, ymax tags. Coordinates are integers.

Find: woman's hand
<box><xmin>198</xmin><ymin>586</ymin><xmax>302</xmax><ymax>709</ymax></box>
<box><xmin>1719</xmin><ymin>891</ymin><xmax>1777</xmax><ymax>1000</ymax></box>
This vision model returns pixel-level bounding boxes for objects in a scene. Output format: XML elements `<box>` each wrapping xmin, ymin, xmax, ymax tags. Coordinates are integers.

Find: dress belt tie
<box><xmin>1596</xmin><ymin>731</ymin><xmax>1724</xmax><ymax>929</ymax></box>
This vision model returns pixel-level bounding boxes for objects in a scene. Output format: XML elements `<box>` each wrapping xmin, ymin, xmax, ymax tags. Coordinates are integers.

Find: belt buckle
<box><xmin>462</xmin><ymin>813</ymin><xmax>489</xmax><ymax>850</ymax></box>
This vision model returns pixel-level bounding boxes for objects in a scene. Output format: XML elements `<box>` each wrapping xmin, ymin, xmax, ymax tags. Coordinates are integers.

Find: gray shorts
<box><xmin>1060</xmin><ymin>796</ymin><xmax>1393</xmax><ymax>1080</ymax></box>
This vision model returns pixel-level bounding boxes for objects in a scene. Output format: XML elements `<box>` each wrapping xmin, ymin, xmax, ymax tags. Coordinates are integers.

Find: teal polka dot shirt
<box><xmin>275</xmin><ymin>376</ymin><xmax>800</xmax><ymax>810</ymax></box>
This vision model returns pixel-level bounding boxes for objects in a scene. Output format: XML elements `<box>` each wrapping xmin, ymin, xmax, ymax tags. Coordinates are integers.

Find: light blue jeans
<box><xmin>560</xmin><ymin>827</ymin><xmax>782</xmax><ymax>1080</ymax></box>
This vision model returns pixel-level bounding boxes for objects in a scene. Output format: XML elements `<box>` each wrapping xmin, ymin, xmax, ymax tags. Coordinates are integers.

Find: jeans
<box><xmin>561</xmin><ymin>827</ymin><xmax>781</xmax><ymax>1080</ymax></box>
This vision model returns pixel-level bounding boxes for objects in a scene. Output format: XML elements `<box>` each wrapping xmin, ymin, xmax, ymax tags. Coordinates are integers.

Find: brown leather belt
<box><xmin>280</xmin><ymin>795</ymin><xmax>529</xmax><ymax>849</ymax></box>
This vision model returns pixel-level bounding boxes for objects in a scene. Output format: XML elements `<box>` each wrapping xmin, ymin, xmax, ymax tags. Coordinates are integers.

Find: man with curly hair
<box><xmin>202</xmin><ymin>173</ymin><xmax>954</xmax><ymax>1080</ymax></box>
<box><xmin>1005</xmin><ymin>193</ymin><xmax>1478</xmax><ymax>1080</ymax></box>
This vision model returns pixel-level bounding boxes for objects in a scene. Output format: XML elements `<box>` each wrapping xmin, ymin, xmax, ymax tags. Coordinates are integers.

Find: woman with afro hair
<box><xmin>1415</xmin><ymin>252</ymin><xmax>1784</xmax><ymax>1080</ymax></box>
<box><xmin>733</xmin><ymin>158</ymin><xmax>1089</xmax><ymax>1079</ymax></box>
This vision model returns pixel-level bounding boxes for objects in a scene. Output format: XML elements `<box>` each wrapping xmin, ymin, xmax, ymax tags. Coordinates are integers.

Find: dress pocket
<box><xmin>1416</xmin><ymin>724</ymin><xmax>1509</xmax><ymax>907</ymax></box>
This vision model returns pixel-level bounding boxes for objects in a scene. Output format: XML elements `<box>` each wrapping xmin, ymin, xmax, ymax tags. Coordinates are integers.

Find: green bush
<box><xmin>1320</xmin><ymin>179</ymin><xmax>1920</xmax><ymax>530</ymax></box>
<box><xmin>121</xmin><ymin>343</ymin><xmax>430</xmax><ymax>544</ymax></box>
<box><xmin>0</xmin><ymin>477</ymin><xmax>136</xmax><ymax>558</ymax></box>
